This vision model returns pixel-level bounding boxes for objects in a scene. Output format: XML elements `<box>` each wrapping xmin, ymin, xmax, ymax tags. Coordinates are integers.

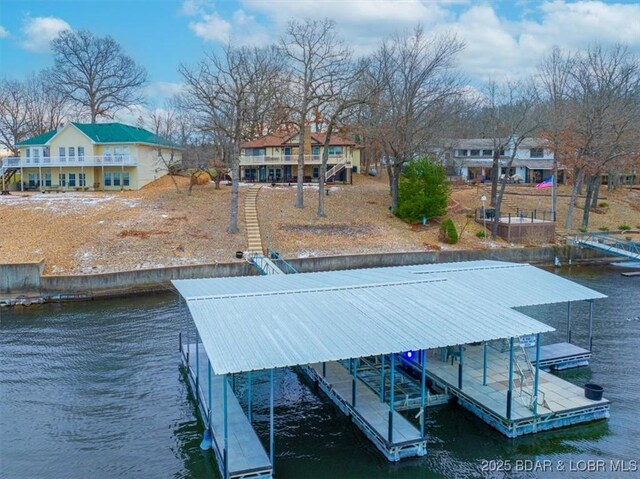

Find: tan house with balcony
<box><xmin>0</xmin><ymin>122</ymin><xmax>181</xmax><ymax>192</ymax></box>
<box><xmin>240</xmin><ymin>131</ymin><xmax>362</xmax><ymax>183</ymax></box>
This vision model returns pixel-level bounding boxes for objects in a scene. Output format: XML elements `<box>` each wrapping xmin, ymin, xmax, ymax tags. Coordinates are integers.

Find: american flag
<box><xmin>535</xmin><ymin>176</ymin><xmax>553</xmax><ymax>190</ymax></box>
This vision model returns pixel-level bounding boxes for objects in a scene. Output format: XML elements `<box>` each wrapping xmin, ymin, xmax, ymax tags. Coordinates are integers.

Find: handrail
<box><xmin>575</xmin><ymin>232</ymin><xmax>640</xmax><ymax>256</ymax></box>
<box><xmin>2</xmin><ymin>155</ymin><xmax>138</xmax><ymax>167</ymax></box>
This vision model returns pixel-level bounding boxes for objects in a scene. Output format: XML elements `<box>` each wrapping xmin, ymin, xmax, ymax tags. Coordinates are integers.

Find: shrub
<box><xmin>598</xmin><ymin>226</ymin><xmax>609</xmax><ymax>232</ymax></box>
<box><xmin>578</xmin><ymin>226</ymin><xmax>588</xmax><ymax>233</ymax></box>
<box><xmin>619</xmin><ymin>224</ymin><xmax>631</xmax><ymax>231</ymax></box>
<box><xmin>440</xmin><ymin>218</ymin><xmax>459</xmax><ymax>244</ymax></box>
<box><xmin>476</xmin><ymin>230</ymin><xmax>486</xmax><ymax>238</ymax></box>
<box><xmin>396</xmin><ymin>157</ymin><xmax>450</xmax><ymax>223</ymax></box>
<box><xmin>598</xmin><ymin>201</ymin><xmax>609</xmax><ymax>208</ymax></box>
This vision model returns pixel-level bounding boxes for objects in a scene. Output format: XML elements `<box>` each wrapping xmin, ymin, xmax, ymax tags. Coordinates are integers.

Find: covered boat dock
<box><xmin>173</xmin><ymin>260</ymin><xmax>608</xmax><ymax>477</ymax></box>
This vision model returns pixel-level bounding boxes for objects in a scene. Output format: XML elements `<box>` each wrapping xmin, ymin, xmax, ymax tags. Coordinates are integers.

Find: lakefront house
<box><xmin>239</xmin><ymin>129</ymin><xmax>362</xmax><ymax>183</ymax></box>
<box><xmin>0</xmin><ymin>122</ymin><xmax>181</xmax><ymax>192</ymax></box>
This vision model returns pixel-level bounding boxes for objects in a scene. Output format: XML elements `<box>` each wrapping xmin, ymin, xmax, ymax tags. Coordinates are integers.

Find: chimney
<box><xmin>304</xmin><ymin>124</ymin><xmax>312</xmax><ymax>155</ymax></box>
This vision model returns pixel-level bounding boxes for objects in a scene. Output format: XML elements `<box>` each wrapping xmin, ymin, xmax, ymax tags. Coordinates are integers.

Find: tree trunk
<box><xmin>317</xmin><ymin>124</ymin><xmax>334</xmax><ymax>218</ymax></box>
<box><xmin>295</xmin><ymin>120</ymin><xmax>305</xmax><ymax>209</ymax></box>
<box><xmin>490</xmin><ymin>151</ymin><xmax>499</xmax><ymax>207</ymax></box>
<box><xmin>565</xmin><ymin>168</ymin><xmax>582</xmax><ymax>230</ymax></box>
<box><xmin>581</xmin><ymin>174</ymin><xmax>596</xmax><ymax>229</ymax></box>
<box><xmin>228</xmin><ymin>144</ymin><xmax>240</xmax><ymax>234</ymax></box>
<box><xmin>491</xmin><ymin>160</ymin><xmax>513</xmax><ymax>240</ymax></box>
<box><xmin>551</xmin><ymin>157</ymin><xmax>558</xmax><ymax>218</ymax></box>
<box><xmin>590</xmin><ymin>175</ymin><xmax>601</xmax><ymax>210</ymax></box>
<box><xmin>390</xmin><ymin>163</ymin><xmax>400</xmax><ymax>213</ymax></box>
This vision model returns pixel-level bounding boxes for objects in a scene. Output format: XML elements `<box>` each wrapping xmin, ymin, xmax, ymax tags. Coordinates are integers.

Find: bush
<box><xmin>598</xmin><ymin>201</ymin><xmax>609</xmax><ymax>208</ymax></box>
<box><xmin>476</xmin><ymin>230</ymin><xmax>486</xmax><ymax>238</ymax></box>
<box><xmin>598</xmin><ymin>226</ymin><xmax>609</xmax><ymax>232</ymax></box>
<box><xmin>396</xmin><ymin>157</ymin><xmax>450</xmax><ymax>223</ymax></box>
<box><xmin>440</xmin><ymin>218</ymin><xmax>459</xmax><ymax>244</ymax></box>
<box><xmin>619</xmin><ymin>224</ymin><xmax>631</xmax><ymax>231</ymax></box>
<box><xmin>578</xmin><ymin>226</ymin><xmax>588</xmax><ymax>233</ymax></box>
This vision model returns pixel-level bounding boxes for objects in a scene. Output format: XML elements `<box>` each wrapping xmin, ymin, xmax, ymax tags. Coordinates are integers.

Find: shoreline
<box><xmin>0</xmin><ymin>245</ymin><xmax>616</xmax><ymax>307</ymax></box>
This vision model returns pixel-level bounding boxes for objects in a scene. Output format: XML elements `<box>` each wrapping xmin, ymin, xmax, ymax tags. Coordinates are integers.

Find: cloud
<box><xmin>21</xmin><ymin>16</ymin><xmax>71</xmax><ymax>52</ymax></box>
<box><xmin>189</xmin><ymin>12</ymin><xmax>232</xmax><ymax>43</ymax></box>
<box><xmin>0</xmin><ymin>26</ymin><xmax>9</xmax><ymax>39</ymax></box>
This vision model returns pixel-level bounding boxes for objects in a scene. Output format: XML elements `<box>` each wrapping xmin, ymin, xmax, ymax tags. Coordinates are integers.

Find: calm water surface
<box><xmin>1</xmin><ymin>265</ymin><xmax>639</xmax><ymax>478</ymax></box>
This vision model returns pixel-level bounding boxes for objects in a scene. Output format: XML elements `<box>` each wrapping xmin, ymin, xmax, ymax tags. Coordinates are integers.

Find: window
<box><xmin>43</xmin><ymin>147</ymin><xmax>50</xmax><ymax>159</ymax></box>
<box><xmin>58</xmin><ymin>173</ymin><xmax>66</xmax><ymax>187</ymax></box>
<box><xmin>33</xmin><ymin>148</ymin><xmax>40</xmax><ymax>163</ymax></box>
<box><xmin>251</xmin><ymin>148</ymin><xmax>266</xmax><ymax>157</ymax></box>
<box><xmin>456</xmin><ymin>149</ymin><xmax>468</xmax><ymax>156</ymax></box>
<box><xmin>312</xmin><ymin>167</ymin><xmax>319</xmax><ymax>178</ymax></box>
<box><xmin>26</xmin><ymin>148</ymin><xmax>31</xmax><ymax>159</ymax></box>
<box><xmin>28</xmin><ymin>173</ymin><xmax>37</xmax><ymax>187</ymax></box>
<box><xmin>103</xmin><ymin>146</ymin><xmax>111</xmax><ymax>161</ymax></box>
<box><xmin>482</xmin><ymin>149</ymin><xmax>492</xmax><ymax>156</ymax></box>
<box><xmin>104</xmin><ymin>172</ymin><xmax>112</xmax><ymax>186</ymax></box>
<box><xmin>123</xmin><ymin>171</ymin><xmax>130</xmax><ymax>187</ymax></box>
<box><xmin>78</xmin><ymin>146</ymin><xmax>85</xmax><ymax>160</ymax></box>
<box><xmin>68</xmin><ymin>173</ymin><xmax>76</xmax><ymax>187</ymax></box>
<box><xmin>530</xmin><ymin>148</ymin><xmax>544</xmax><ymax>158</ymax></box>
<box><xmin>78</xmin><ymin>173</ymin><xmax>86</xmax><ymax>187</ymax></box>
<box><xmin>312</xmin><ymin>146</ymin><xmax>320</xmax><ymax>156</ymax></box>
<box><xmin>44</xmin><ymin>173</ymin><xmax>51</xmax><ymax>187</ymax></box>
<box><xmin>59</xmin><ymin>147</ymin><xmax>66</xmax><ymax>161</ymax></box>
<box><xmin>327</xmin><ymin>146</ymin><xmax>342</xmax><ymax>155</ymax></box>
<box><xmin>470</xmin><ymin>149</ymin><xmax>480</xmax><ymax>156</ymax></box>
<box><xmin>113</xmin><ymin>171</ymin><xmax>121</xmax><ymax>187</ymax></box>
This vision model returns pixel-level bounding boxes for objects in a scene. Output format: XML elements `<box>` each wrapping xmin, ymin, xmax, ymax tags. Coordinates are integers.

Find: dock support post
<box><xmin>482</xmin><ymin>342</ymin><xmax>488</xmax><ymax>386</ymax></box>
<box><xmin>269</xmin><ymin>369</ymin><xmax>275</xmax><ymax>473</ymax></box>
<box><xmin>507</xmin><ymin>337</ymin><xmax>514</xmax><ymax>420</ymax></box>
<box><xmin>567</xmin><ymin>301</ymin><xmax>572</xmax><ymax>343</ymax></box>
<box><xmin>195</xmin><ymin>339</ymin><xmax>200</xmax><ymax>403</ymax></box>
<box><xmin>322</xmin><ymin>362</ymin><xmax>326</xmax><ymax>378</ymax></box>
<box><xmin>458</xmin><ymin>345</ymin><xmax>464</xmax><ymax>389</ymax></box>
<box><xmin>420</xmin><ymin>350</ymin><xmax>426</xmax><ymax>439</ymax></box>
<box><xmin>223</xmin><ymin>374</ymin><xmax>229</xmax><ymax>479</ymax></box>
<box><xmin>380</xmin><ymin>355</ymin><xmax>385</xmax><ymax>403</ymax></box>
<box><xmin>247</xmin><ymin>371</ymin><xmax>253</xmax><ymax>423</ymax></box>
<box><xmin>533</xmin><ymin>333</ymin><xmax>541</xmax><ymax>418</ymax></box>
<box><xmin>388</xmin><ymin>354</ymin><xmax>395</xmax><ymax>443</ymax></box>
<box><xmin>208</xmin><ymin>358</ymin><xmax>212</xmax><ymax>420</ymax></box>
<box><xmin>352</xmin><ymin>358</ymin><xmax>358</xmax><ymax>408</ymax></box>
<box><xmin>588</xmin><ymin>300</ymin><xmax>594</xmax><ymax>352</ymax></box>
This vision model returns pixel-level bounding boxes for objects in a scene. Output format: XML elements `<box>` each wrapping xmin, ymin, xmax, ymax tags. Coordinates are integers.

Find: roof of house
<box><xmin>16</xmin><ymin>122</ymin><xmax>179</xmax><ymax>148</ymax></box>
<box><xmin>241</xmin><ymin>131</ymin><xmax>358</xmax><ymax>149</ymax></box>
<box><xmin>452</xmin><ymin>138</ymin><xmax>549</xmax><ymax>150</ymax></box>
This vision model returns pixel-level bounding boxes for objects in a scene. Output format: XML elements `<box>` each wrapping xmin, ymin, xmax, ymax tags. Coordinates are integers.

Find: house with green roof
<box><xmin>0</xmin><ymin>122</ymin><xmax>181</xmax><ymax>191</ymax></box>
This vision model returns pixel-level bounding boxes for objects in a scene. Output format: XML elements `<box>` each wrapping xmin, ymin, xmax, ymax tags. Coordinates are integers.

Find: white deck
<box><xmin>309</xmin><ymin>361</ymin><xmax>424</xmax><ymax>445</ymax></box>
<box><xmin>185</xmin><ymin>344</ymin><xmax>272</xmax><ymax>478</ymax></box>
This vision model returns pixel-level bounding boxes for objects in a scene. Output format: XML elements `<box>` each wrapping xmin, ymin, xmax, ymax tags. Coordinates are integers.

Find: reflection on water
<box><xmin>1</xmin><ymin>265</ymin><xmax>638</xmax><ymax>478</ymax></box>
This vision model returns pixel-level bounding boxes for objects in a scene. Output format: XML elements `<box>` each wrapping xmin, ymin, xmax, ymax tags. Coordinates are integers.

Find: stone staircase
<box><xmin>244</xmin><ymin>184</ymin><xmax>264</xmax><ymax>255</ymax></box>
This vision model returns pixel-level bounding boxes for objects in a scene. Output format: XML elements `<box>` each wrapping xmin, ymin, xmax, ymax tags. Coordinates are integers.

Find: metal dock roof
<box><xmin>173</xmin><ymin>261</ymin><xmax>606</xmax><ymax>375</ymax></box>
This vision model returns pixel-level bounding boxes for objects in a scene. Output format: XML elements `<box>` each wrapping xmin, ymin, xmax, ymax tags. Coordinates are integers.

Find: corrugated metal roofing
<box><xmin>174</xmin><ymin>260</ymin><xmax>606</xmax><ymax>375</ymax></box>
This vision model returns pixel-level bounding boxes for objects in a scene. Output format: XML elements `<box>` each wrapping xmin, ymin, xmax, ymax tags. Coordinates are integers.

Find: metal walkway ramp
<box><xmin>575</xmin><ymin>233</ymin><xmax>640</xmax><ymax>261</ymax></box>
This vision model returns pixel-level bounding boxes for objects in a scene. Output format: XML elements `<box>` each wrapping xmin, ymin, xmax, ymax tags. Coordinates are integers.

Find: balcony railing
<box><xmin>239</xmin><ymin>154</ymin><xmax>349</xmax><ymax>166</ymax></box>
<box><xmin>2</xmin><ymin>155</ymin><xmax>138</xmax><ymax>168</ymax></box>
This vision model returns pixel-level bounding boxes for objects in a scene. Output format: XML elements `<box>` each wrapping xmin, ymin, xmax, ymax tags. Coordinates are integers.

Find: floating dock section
<box><xmin>181</xmin><ymin>341</ymin><xmax>273</xmax><ymax>479</ymax></box>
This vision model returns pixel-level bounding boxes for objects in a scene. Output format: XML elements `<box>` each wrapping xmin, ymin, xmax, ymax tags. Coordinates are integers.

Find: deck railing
<box><xmin>2</xmin><ymin>155</ymin><xmax>138</xmax><ymax>168</ymax></box>
<box><xmin>239</xmin><ymin>154</ymin><xmax>349</xmax><ymax>166</ymax></box>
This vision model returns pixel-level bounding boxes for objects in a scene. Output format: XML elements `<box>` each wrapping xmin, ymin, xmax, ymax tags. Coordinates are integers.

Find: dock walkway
<box><xmin>528</xmin><ymin>342</ymin><xmax>591</xmax><ymax>370</ymax></box>
<box><xmin>183</xmin><ymin>344</ymin><xmax>272</xmax><ymax>479</ymax></box>
<box><xmin>303</xmin><ymin>361</ymin><xmax>426</xmax><ymax>461</ymax></box>
<box><xmin>426</xmin><ymin>345</ymin><xmax>609</xmax><ymax>438</ymax></box>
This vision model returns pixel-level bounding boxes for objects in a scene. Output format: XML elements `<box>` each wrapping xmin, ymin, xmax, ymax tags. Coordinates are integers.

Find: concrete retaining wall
<box><xmin>1</xmin><ymin>246</ymin><xmax>610</xmax><ymax>297</ymax></box>
<box><xmin>0</xmin><ymin>261</ymin><xmax>44</xmax><ymax>293</ymax></box>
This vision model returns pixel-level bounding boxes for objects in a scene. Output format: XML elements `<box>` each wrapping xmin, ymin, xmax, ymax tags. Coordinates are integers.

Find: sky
<box><xmin>1</xmin><ymin>0</ymin><xmax>639</xmax><ymax>118</ymax></box>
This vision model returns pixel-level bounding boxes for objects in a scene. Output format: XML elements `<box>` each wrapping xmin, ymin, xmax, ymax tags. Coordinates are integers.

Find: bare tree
<box><xmin>49</xmin><ymin>30</ymin><xmax>147</xmax><ymax>123</ymax></box>
<box><xmin>481</xmin><ymin>81</ymin><xmax>541</xmax><ymax>239</ymax></box>
<box><xmin>0</xmin><ymin>79</ymin><xmax>30</xmax><ymax>154</ymax></box>
<box><xmin>372</xmin><ymin>26</ymin><xmax>465</xmax><ymax>212</ymax></box>
<box><xmin>281</xmin><ymin>18</ymin><xmax>351</xmax><ymax>208</ymax></box>
<box><xmin>536</xmin><ymin>47</ymin><xmax>576</xmax><ymax>218</ymax></box>
<box><xmin>562</xmin><ymin>44</ymin><xmax>640</xmax><ymax>229</ymax></box>
<box><xmin>179</xmin><ymin>44</ymin><xmax>288</xmax><ymax>233</ymax></box>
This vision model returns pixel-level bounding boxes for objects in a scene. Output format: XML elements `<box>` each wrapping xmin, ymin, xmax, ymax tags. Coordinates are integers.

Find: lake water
<box><xmin>1</xmin><ymin>264</ymin><xmax>639</xmax><ymax>478</ymax></box>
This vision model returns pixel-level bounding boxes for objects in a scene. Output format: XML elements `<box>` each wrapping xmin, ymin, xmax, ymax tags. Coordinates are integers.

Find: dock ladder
<box><xmin>513</xmin><ymin>338</ymin><xmax>547</xmax><ymax>411</ymax></box>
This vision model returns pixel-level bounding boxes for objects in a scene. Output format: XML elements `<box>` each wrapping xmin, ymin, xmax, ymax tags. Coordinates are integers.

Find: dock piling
<box><xmin>420</xmin><ymin>350</ymin><xmax>426</xmax><ymax>439</ymax></box>
<box><xmin>533</xmin><ymin>334</ymin><xmax>541</xmax><ymax>418</ymax></box>
<box><xmin>247</xmin><ymin>370</ymin><xmax>252</xmax><ymax>423</ymax></box>
<box><xmin>507</xmin><ymin>337</ymin><xmax>514</xmax><ymax>420</ymax></box>
<box><xmin>223</xmin><ymin>374</ymin><xmax>229</xmax><ymax>479</ymax></box>
<box><xmin>588</xmin><ymin>300</ymin><xmax>594</xmax><ymax>352</ymax></box>
<box><xmin>458</xmin><ymin>345</ymin><xmax>464</xmax><ymax>389</ymax></box>
<box><xmin>269</xmin><ymin>369</ymin><xmax>275</xmax><ymax>474</ymax></box>
<box><xmin>388</xmin><ymin>354</ymin><xmax>395</xmax><ymax>443</ymax></box>
<box><xmin>482</xmin><ymin>342</ymin><xmax>487</xmax><ymax>386</ymax></box>
<box><xmin>380</xmin><ymin>355</ymin><xmax>385</xmax><ymax>403</ymax></box>
<box><xmin>567</xmin><ymin>301</ymin><xmax>572</xmax><ymax>343</ymax></box>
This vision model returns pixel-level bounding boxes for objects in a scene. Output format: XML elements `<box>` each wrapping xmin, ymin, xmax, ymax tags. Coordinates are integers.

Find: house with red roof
<box><xmin>239</xmin><ymin>130</ymin><xmax>362</xmax><ymax>183</ymax></box>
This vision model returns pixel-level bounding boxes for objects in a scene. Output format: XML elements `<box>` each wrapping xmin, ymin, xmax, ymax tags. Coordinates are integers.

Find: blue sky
<box><xmin>1</xmin><ymin>0</ymin><xmax>639</xmax><ymax>112</ymax></box>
